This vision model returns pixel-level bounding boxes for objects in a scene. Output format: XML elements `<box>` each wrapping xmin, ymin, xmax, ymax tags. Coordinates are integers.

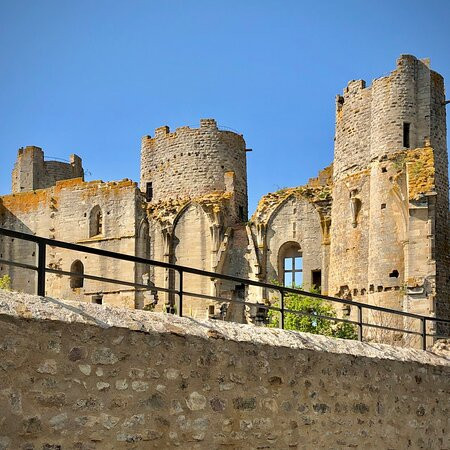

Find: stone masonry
<box><xmin>0</xmin><ymin>290</ymin><xmax>449</xmax><ymax>449</ymax></box>
<box><xmin>0</xmin><ymin>55</ymin><xmax>448</xmax><ymax>345</ymax></box>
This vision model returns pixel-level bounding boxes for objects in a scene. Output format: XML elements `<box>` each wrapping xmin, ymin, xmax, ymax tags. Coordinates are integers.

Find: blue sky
<box><xmin>0</xmin><ymin>0</ymin><xmax>449</xmax><ymax>213</ymax></box>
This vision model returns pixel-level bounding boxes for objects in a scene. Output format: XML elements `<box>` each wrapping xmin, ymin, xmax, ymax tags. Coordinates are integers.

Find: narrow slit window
<box><xmin>146</xmin><ymin>182</ymin><xmax>153</xmax><ymax>202</ymax></box>
<box><xmin>238</xmin><ymin>205</ymin><xmax>245</xmax><ymax>221</ymax></box>
<box><xmin>403</xmin><ymin>122</ymin><xmax>410</xmax><ymax>148</ymax></box>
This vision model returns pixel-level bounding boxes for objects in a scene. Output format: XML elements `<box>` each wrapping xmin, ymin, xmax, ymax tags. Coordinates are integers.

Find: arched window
<box><xmin>89</xmin><ymin>206</ymin><xmax>103</xmax><ymax>237</ymax></box>
<box><xmin>278</xmin><ymin>242</ymin><xmax>302</xmax><ymax>287</ymax></box>
<box><xmin>70</xmin><ymin>260</ymin><xmax>84</xmax><ymax>289</ymax></box>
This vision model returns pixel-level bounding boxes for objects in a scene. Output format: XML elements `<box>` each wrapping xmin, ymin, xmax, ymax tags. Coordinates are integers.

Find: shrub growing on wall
<box><xmin>268</xmin><ymin>287</ymin><xmax>357</xmax><ymax>340</ymax></box>
<box><xmin>0</xmin><ymin>275</ymin><xmax>11</xmax><ymax>291</ymax></box>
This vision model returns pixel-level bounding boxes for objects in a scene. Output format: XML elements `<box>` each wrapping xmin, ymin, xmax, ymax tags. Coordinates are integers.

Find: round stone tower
<box><xmin>329</xmin><ymin>55</ymin><xmax>449</xmax><ymax>326</ymax></box>
<box><xmin>370</xmin><ymin>54</ymin><xmax>440</xmax><ymax>158</ymax></box>
<box><xmin>140</xmin><ymin>118</ymin><xmax>248</xmax><ymax>218</ymax></box>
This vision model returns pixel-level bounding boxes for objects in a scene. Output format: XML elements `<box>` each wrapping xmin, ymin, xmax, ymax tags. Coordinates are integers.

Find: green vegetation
<box><xmin>268</xmin><ymin>286</ymin><xmax>357</xmax><ymax>340</ymax></box>
<box><xmin>392</xmin><ymin>154</ymin><xmax>406</xmax><ymax>171</ymax></box>
<box><xmin>410</xmin><ymin>160</ymin><xmax>424</xmax><ymax>177</ymax></box>
<box><xmin>0</xmin><ymin>275</ymin><xmax>11</xmax><ymax>291</ymax></box>
<box><xmin>143</xmin><ymin>303</ymin><xmax>155</xmax><ymax>312</ymax></box>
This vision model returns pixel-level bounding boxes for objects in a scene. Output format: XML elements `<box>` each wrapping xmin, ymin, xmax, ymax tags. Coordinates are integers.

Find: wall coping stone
<box><xmin>0</xmin><ymin>290</ymin><xmax>448</xmax><ymax>367</ymax></box>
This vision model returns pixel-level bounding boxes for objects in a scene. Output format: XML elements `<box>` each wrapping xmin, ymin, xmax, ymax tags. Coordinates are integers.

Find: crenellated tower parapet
<box><xmin>140</xmin><ymin>118</ymin><xmax>248</xmax><ymax>221</ymax></box>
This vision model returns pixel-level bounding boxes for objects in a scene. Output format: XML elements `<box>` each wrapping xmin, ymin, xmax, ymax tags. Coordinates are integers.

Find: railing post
<box><xmin>421</xmin><ymin>318</ymin><xmax>427</xmax><ymax>351</ymax></box>
<box><xmin>37</xmin><ymin>241</ymin><xmax>46</xmax><ymax>297</ymax></box>
<box><xmin>357</xmin><ymin>305</ymin><xmax>363</xmax><ymax>342</ymax></box>
<box><xmin>178</xmin><ymin>270</ymin><xmax>183</xmax><ymax>317</ymax></box>
<box><xmin>280</xmin><ymin>289</ymin><xmax>285</xmax><ymax>330</ymax></box>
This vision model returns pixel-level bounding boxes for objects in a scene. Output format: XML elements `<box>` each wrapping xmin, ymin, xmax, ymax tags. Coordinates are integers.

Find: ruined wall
<box><xmin>140</xmin><ymin>119</ymin><xmax>248</xmax><ymax>220</ymax></box>
<box><xmin>264</xmin><ymin>196</ymin><xmax>322</xmax><ymax>290</ymax></box>
<box><xmin>248</xmin><ymin>167</ymin><xmax>332</xmax><ymax>304</ymax></box>
<box><xmin>0</xmin><ymin>178</ymin><xmax>146</xmax><ymax>308</ymax></box>
<box><xmin>0</xmin><ymin>291</ymin><xmax>449</xmax><ymax>450</ymax></box>
<box><xmin>328</xmin><ymin>170</ymin><xmax>370</xmax><ymax>302</ymax></box>
<box><xmin>12</xmin><ymin>146</ymin><xmax>83</xmax><ymax>193</ymax></box>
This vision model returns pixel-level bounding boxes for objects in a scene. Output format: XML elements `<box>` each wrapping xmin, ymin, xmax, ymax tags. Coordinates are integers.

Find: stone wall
<box><xmin>0</xmin><ymin>178</ymin><xmax>147</xmax><ymax>308</ymax></box>
<box><xmin>0</xmin><ymin>290</ymin><xmax>449</xmax><ymax>449</ymax></box>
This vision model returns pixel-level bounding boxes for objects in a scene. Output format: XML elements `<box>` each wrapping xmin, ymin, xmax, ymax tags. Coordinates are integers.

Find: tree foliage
<box><xmin>0</xmin><ymin>275</ymin><xmax>11</xmax><ymax>291</ymax></box>
<box><xmin>268</xmin><ymin>287</ymin><xmax>357</xmax><ymax>340</ymax></box>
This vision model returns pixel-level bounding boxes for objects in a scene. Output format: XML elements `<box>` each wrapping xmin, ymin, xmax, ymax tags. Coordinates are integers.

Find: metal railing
<box><xmin>0</xmin><ymin>227</ymin><xmax>448</xmax><ymax>351</ymax></box>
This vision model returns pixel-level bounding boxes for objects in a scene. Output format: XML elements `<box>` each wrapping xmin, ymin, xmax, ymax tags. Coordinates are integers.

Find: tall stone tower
<box><xmin>140</xmin><ymin>118</ymin><xmax>248</xmax><ymax>220</ymax></box>
<box><xmin>329</xmin><ymin>55</ymin><xmax>448</xmax><ymax>334</ymax></box>
<box><xmin>140</xmin><ymin>119</ymin><xmax>250</xmax><ymax>318</ymax></box>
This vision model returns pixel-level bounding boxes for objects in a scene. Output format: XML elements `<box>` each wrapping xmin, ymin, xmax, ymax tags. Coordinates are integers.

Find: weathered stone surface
<box><xmin>0</xmin><ymin>290</ymin><xmax>449</xmax><ymax>449</ymax></box>
<box><xmin>1</xmin><ymin>57</ymin><xmax>448</xmax><ymax>340</ymax></box>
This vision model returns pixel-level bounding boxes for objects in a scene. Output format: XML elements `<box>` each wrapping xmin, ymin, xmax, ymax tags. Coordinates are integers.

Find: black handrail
<box><xmin>0</xmin><ymin>227</ymin><xmax>448</xmax><ymax>350</ymax></box>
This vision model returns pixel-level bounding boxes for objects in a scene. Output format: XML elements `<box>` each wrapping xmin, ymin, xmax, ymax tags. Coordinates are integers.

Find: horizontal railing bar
<box><xmin>362</xmin><ymin>321</ymin><xmax>422</xmax><ymax>336</ymax></box>
<box><xmin>180</xmin><ymin>290</ymin><xmax>236</xmax><ymax>304</ymax></box>
<box><xmin>0</xmin><ymin>258</ymin><xmax>38</xmax><ymax>272</ymax></box>
<box><xmin>31</xmin><ymin>266</ymin><xmax>441</xmax><ymax>337</ymax></box>
<box><xmin>45</xmin><ymin>268</ymin><xmax>180</xmax><ymax>296</ymax></box>
<box><xmin>2</xmin><ymin>262</ymin><xmax>361</xmax><ymax>329</ymax></box>
<box><xmin>182</xmin><ymin>290</ymin><xmax>362</xmax><ymax>327</ymax></box>
<box><xmin>1</xmin><ymin>258</ymin><xmax>444</xmax><ymax>338</ymax></box>
<box><xmin>1</xmin><ymin>227</ymin><xmax>449</xmax><ymax>325</ymax></box>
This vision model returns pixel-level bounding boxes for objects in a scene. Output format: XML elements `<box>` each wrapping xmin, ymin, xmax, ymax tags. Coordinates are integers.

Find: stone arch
<box><xmin>390</xmin><ymin>185</ymin><xmax>408</xmax><ymax>242</ymax></box>
<box><xmin>70</xmin><ymin>260</ymin><xmax>84</xmax><ymax>289</ymax></box>
<box><xmin>266</xmin><ymin>194</ymin><xmax>297</xmax><ymax>228</ymax></box>
<box><xmin>89</xmin><ymin>205</ymin><xmax>103</xmax><ymax>237</ymax></box>
<box><xmin>137</xmin><ymin>219</ymin><xmax>150</xmax><ymax>260</ymax></box>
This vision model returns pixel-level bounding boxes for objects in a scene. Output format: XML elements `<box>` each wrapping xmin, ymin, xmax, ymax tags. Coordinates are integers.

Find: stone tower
<box><xmin>329</xmin><ymin>55</ymin><xmax>448</xmax><ymax>333</ymax></box>
<box><xmin>140</xmin><ymin>119</ymin><xmax>250</xmax><ymax>318</ymax></box>
<box><xmin>140</xmin><ymin>118</ymin><xmax>248</xmax><ymax>221</ymax></box>
<box><xmin>12</xmin><ymin>146</ymin><xmax>83</xmax><ymax>193</ymax></box>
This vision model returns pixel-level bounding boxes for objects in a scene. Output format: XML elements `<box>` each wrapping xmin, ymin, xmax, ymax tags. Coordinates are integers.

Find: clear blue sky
<box><xmin>1</xmin><ymin>0</ymin><xmax>449</xmax><ymax>213</ymax></box>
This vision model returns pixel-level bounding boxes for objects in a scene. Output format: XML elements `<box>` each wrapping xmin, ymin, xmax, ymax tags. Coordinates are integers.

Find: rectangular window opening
<box><xmin>238</xmin><ymin>205</ymin><xmax>245</xmax><ymax>221</ymax></box>
<box><xmin>92</xmin><ymin>295</ymin><xmax>103</xmax><ymax>305</ymax></box>
<box><xmin>403</xmin><ymin>122</ymin><xmax>410</xmax><ymax>148</ymax></box>
<box><xmin>312</xmin><ymin>270</ymin><xmax>322</xmax><ymax>293</ymax></box>
<box><xmin>283</xmin><ymin>255</ymin><xmax>303</xmax><ymax>288</ymax></box>
<box><xmin>146</xmin><ymin>182</ymin><xmax>153</xmax><ymax>202</ymax></box>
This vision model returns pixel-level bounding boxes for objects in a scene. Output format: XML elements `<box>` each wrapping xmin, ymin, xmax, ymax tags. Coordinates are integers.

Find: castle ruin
<box><xmin>1</xmin><ymin>55</ymin><xmax>448</xmax><ymax>342</ymax></box>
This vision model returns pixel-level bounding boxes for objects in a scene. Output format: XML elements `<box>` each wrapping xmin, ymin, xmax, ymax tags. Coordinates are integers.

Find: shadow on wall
<box><xmin>0</xmin><ymin>201</ymin><xmax>35</xmax><ymax>294</ymax></box>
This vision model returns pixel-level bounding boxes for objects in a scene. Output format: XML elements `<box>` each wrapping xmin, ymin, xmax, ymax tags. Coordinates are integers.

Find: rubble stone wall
<box><xmin>0</xmin><ymin>291</ymin><xmax>449</xmax><ymax>450</ymax></box>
